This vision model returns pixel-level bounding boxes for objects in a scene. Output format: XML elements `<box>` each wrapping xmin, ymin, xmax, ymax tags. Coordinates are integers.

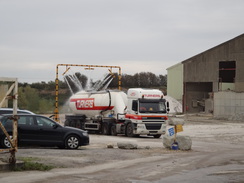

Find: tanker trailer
<box><xmin>65</xmin><ymin>88</ymin><xmax>169</xmax><ymax>138</ymax></box>
<box><xmin>65</xmin><ymin>90</ymin><xmax>127</xmax><ymax>135</ymax></box>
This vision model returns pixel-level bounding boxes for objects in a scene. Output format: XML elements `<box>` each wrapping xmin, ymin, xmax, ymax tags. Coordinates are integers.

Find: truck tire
<box><xmin>126</xmin><ymin>123</ymin><xmax>135</xmax><ymax>137</ymax></box>
<box><xmin>75</xmin><ymin>121</ymin><xmax>82</xmax><ymax>129</ymax></box>
<box><xmin>64</xmin><ymin>120</ymin><xmax>70</xmax><ymax>126</ymax></box>
<box><xmin>102</xmin><ymin>123</ymin><xmax>110</xmax><ymax>135</ymax></box>
<box><xmin>111</xmin><ymin>125</ymin><xmax>117</xmax><ymax>136</ymax></box>
<box><xmin>153</xmin><ymin>134</ymin><xmax>161</xmax><ymax>138</ymax></box>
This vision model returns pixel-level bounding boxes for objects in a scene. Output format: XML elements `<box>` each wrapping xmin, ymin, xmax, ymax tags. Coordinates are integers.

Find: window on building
<box><xmin>219</xmin><ymin>61</ymin><xmax>236</xmax><ymax>83</ymax></box>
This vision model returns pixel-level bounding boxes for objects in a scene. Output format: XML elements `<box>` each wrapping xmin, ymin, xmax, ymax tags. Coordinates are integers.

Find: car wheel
<box><xmin>65</xmin><ymin>135</ymin><xmax>80</xmax><ymax>149</ymax></box>
<box><xmin>1</xmin><ymin>135</ymin><xmax>12</xmax><ymax>148</ymax></box>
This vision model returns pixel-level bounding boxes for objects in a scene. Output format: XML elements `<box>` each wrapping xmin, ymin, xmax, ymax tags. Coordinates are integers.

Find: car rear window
<box><xmin>0</xmin><ymin>116</ymin><xmax>35</xmax><ymax>127</ymax></box>
<box><xmin>0</xmin><ymin>117</ymin><xmax>12</xmax><ymax>128</ymax></box>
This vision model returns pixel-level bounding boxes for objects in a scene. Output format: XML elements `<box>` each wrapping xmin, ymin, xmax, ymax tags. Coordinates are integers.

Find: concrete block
<box><xmin>163</xmin><ymin>135</ymin><xmax>192</xmax><ymax>150</ymax></box>
<box><xmin>117</xmin><ymin>142</ymin><xmax>138</xmax><ymax>149</ymax></box>
<box><xmin>167</xmin><ymin>117</ymin><xmax>185</xmax><ymax>126</ymax></box>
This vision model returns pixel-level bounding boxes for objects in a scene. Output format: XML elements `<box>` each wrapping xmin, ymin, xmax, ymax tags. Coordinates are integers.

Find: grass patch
<box><xmin>14</xmin><ymin>157</ymin><xmax>55</xmax><ymax>171</ymax></box>
<box><xmin>18</xmin><ymin>157</ymin><xmax>40</xmax><ymax>162</ymax></box>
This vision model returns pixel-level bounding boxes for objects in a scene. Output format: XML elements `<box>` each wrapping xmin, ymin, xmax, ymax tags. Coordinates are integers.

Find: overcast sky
<box><xmin>0</xmin><ymin>0</ymin><xmax>244</xmax><ymax>83</ymax></box>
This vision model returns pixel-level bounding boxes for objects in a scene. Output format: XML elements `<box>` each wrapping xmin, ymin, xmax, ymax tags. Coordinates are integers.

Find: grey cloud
<box><xmin>0</xmin><ymin>0</ymin><xmax>244</xmax><ymax>83</ymax></box>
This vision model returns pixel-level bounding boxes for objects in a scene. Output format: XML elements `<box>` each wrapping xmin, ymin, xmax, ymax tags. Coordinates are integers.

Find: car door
<box><xmin>34</xmin><ymin>116</ymin><xmax>63</xmax><ymax>146</ymax></box>
<box><xmin>18</xmin><ymin>116</ymin><xmax>39</xmax><ymax>145</ymax></box>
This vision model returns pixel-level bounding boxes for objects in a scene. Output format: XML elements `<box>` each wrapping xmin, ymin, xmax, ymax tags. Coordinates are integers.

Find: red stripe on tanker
<box><xmin>69</xmin><ymin>90</ymin><xmax>127</xmax><ymax>118</ymax></box>
<box><xmin>70</xmin><ymin>98</ymin><xmax>114</xmax><ymax>110</ymax></box>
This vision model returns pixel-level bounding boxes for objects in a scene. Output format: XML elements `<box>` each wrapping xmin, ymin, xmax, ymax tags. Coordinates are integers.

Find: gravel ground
<box><xmin>0</xmin><ymin>114</ymin><xmax>244</xmax><ymax>183</ymax></box>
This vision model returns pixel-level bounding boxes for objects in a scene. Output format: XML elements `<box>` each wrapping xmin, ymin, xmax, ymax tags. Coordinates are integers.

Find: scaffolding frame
<box><xmin>54</xmin><ymin>64</ymin><xmax>122</xmax><ymax>122</ymax></box>
<box><xmin>0</xmin><ymin>77</ymin><xmax>18</xmax><ymax>164</ymax></box>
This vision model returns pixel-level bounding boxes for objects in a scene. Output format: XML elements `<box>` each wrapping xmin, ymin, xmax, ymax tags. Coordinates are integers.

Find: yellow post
<box><xmin>174</xmin><ymin>125</ymin><xmax>177</xmax><ymax>142</ymax></box>
<box><xmin>54</xmin><ymin>65</ymin><xmax>60</xmax><ymax>122</ymax></box>
<box><xmin>118</xmin><ymin>67</ymin><xmax>122</xmax><ymax>91</ymax></box>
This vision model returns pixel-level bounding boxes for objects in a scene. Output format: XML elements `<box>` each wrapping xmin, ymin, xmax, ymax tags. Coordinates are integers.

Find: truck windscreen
<box><xmin>138</xmin><ymin>99</ymin><xmax>166</xmax><ymax>113</ymax></box>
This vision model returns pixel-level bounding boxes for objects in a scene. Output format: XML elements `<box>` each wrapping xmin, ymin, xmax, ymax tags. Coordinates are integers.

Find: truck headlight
<box><xmin>137</xmin><ymin>124</ymin><xmax>145</xmax><ymax>129</ymax></box>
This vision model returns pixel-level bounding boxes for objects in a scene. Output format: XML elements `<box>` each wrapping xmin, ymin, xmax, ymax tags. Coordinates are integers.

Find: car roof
<box><xmin>0</xmin><ymin>108</ymin><xmax>34</xmax><ymax>114</ymax></box>
<box><xmin>0</xmin><ymin>114</ymin><xmax>55</xmax><ymax>121</ymax></box>
<box><xmin>0</xmin><ymin>113</ymin><xmax>34</xmax><ymax>118</ymax></box>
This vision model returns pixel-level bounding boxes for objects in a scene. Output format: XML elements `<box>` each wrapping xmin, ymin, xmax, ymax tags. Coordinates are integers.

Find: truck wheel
<box><xmin>75</xmin><ymin>121</ymin><xmax>81</xmax><ymax>129</ymax></box>
<box><xmin>102</xmin><ymin>123</ymin><xmax>110</xmax><ymax>135</ymax></box>
<box><xmin>153</xmin><ymin>134</ymin><xmax>161</xmax><ymax>138</ymax></box>
<box><xmin>126</xmin><ymin>123</ymin><xmax>134</xmax><ymax>137</ymax></box>
<box><xmin>111</xmin><ymin>125</ymin><xmax>117</xmax><ymax>136</ymax></box>
<box><xmin>65</xmin><ymin>135</ymin><xmax>80</xmax><ymax>149</ymax></box>
<box><xmin>64</xmin><ymin>120</ymin><xmax>70</xmax><ymax>126</ymax></box>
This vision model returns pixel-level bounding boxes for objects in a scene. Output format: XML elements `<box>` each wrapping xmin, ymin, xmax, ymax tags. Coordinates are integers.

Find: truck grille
<box><xmin>143</xmin><ymin>117</ymin><xmax>164</xmax><ymax>119</ymax></box>
<box><xmin>145</xmin><ymin>124</ymin><xmax>162</xmax><ymax>130</ymax></box>
<box><xmin>141</xmin><ymin>117</ymin><xmax>166</xmax><ymax>123</ymax></box>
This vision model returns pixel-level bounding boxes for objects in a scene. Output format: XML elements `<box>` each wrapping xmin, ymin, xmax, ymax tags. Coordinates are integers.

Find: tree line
<box><xmin>15</xmin><ymin>72</ymin><xmax>167</xmax><ymax>113</ymax></box>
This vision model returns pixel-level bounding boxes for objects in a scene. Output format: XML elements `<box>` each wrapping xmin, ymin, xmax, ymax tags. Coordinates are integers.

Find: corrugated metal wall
<box><xmin>167</xmin><ymin>34</ymin><xmax>244</xmax><ymax>113</ymax></box>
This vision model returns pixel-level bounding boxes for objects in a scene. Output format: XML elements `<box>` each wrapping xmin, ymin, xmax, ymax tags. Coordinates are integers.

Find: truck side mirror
<box><xmin>167</xmin><ymin>102</ymin><xmax>170</xmax><ymax>113</ymax></box>
<box><xmin>132</xmin><ymin>100</ymin><xmax>138</xmax><ymax>111</ymax></box>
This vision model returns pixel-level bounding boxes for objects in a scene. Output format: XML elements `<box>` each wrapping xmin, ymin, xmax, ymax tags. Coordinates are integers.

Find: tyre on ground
<box><xmin>126</xmin><ymin>123</ymin><xmax>135</xmax><ymax>137</ymax></box>
<box><xmin>153</xmin><ymin>134</ymin><xmax>161</xmax><ymax>138</ymax></box>
<box><xmin>102</xmin><ymin>123</ymin><xmax>110</xmax><ymax>135</ymax></box>
<box><xmin>111</xmin><ymin>125</ymin><xmax>117</xmax><ymax>136</ymax></box>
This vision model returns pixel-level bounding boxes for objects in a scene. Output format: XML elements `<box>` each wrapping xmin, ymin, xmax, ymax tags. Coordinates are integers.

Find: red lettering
<box><xmin>76</xmin><ymin>99</ymin><xmax>94</xmax><ymax>109</ymax></box>
<box><xmin>70</xmin><ymin>98</ymin><xmax>114</xmax><ymax>111</ymax></box>
<box><xmin>130</xmin><ymin>92</ymin><xmax>136</xmax><ymax>96</ymax></box>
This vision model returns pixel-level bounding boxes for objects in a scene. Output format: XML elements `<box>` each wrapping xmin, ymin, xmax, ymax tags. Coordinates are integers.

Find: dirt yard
<box><xmin>0</xmin><ymin>114</ymin><xmax>244</xmax><ymax>183</ymax></box>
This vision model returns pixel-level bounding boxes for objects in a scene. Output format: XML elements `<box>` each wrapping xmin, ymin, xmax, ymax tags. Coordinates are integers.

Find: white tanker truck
<box><xmin>65</xmin><ymin>88</ymin><xmax>169</xmax><ymax>138</ymax></box>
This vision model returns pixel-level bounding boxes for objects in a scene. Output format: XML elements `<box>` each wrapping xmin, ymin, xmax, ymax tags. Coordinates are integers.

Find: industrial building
<box><xmin>167</xmin><ymin>34</ymin><xmax>244</xmax><ymax>120</ymax></box>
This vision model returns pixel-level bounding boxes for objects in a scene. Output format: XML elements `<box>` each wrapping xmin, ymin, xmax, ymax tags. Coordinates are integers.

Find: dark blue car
<box><xmin>0</xmin><ymin>114</ymin><xmax>89</xmax><ymax>149</ymax></box>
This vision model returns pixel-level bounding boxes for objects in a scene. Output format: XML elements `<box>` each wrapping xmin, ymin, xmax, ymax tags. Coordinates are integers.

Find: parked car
<box><xmin>0</xmin><ymin>114</ymin><xmax>89</xmax><ymax>149</ymax></box>
<box><xmin>0</xmin><ymin>108</ymin><xmax>34</xmax><ymax>115</ymax></box>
